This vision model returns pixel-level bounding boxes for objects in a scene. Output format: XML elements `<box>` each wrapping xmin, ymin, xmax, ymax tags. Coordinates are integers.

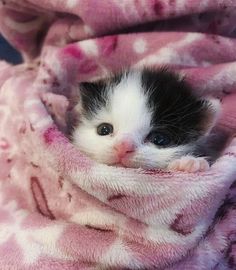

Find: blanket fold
<box><xmin>0</xmin><ymin>0</ymin><xmax>236</xmax><ymax>269</ymax></box>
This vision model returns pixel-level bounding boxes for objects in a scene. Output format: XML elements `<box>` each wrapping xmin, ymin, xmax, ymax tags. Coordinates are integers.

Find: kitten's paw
<box><xmin>168</xmin><ymin>156</ymin><xmax>209</xmax><ymax>172</ymax></box>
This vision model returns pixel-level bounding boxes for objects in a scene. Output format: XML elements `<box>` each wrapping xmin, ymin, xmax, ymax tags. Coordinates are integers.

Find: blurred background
<box><xmin>0</xmin><ymin>35</ymin><xmax>22</xmax><ymax>64</ymax></box>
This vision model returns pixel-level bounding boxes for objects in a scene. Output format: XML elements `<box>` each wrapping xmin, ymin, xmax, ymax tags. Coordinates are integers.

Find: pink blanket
<box><xmin>0</xmin><ymin>0</ymin><xmax>236</xmax><ymax>269</ymax></box>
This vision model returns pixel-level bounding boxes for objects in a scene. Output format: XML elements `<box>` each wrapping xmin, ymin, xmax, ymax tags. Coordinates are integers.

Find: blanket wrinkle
<box><xmin>0</xmin><ymin>0</ymin><xmax>236</xmax><ymax>269</ymax></box>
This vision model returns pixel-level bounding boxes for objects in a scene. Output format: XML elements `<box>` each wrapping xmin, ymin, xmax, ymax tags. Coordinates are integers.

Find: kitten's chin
<box><xmin>100</xmin><ymin>157</ymin><xmax>136</xmax><ymax>168</ymax></box>
<box><xmin>91</xmin><ymin>154</ymin><xmax>159</xmax><ymax>169</ymax></box>
<box><xmin>119</xmin><ymin>157</ymin><xmax>141</xmax><ymax>169</ymax></box>
<box><xmin>107</xmin><ymin>159</ymin><xmax>131</xmax><ymax>168</ymax></box>
<box><xmin>94</xmin><ymin>154</ymin><xmax>134</xmax><ymax>168</ymax></box>
<box><xmin>95</xmin><ymin>157</ymin><xmax>122</xmax><ymax>166</ymax></box>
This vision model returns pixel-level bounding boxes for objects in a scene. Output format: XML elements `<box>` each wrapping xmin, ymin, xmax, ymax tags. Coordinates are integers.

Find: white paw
<box><xmin>167</xmin><ymin>156</ymin><xmax>210</xmax><ymax>173</ymax></box>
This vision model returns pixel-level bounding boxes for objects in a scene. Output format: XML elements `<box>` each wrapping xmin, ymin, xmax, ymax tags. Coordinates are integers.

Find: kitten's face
<box><xmin>72</xmin><ymin>69</ymin><xmax>219</xmax><ymax>169</ymax></box>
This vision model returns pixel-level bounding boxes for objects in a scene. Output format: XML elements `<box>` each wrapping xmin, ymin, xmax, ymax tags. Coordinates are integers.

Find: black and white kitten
<box><xmin>72</xmin><ymin>68</ymin><xmax>220</xmax><ymax>172</ymax></box>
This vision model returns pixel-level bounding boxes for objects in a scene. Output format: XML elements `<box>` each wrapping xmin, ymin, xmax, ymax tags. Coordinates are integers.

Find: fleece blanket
<box><xmin>0</xmin><ymin>0</ymin><xmax>236</xmax><ymax>269</ymax></box>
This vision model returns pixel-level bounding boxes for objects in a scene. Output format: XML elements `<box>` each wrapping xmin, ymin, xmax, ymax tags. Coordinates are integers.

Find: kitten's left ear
<box><xmin>201</xmin><ymin>98</ymin><xmax>221</xmax><ymax>135</ymax></box>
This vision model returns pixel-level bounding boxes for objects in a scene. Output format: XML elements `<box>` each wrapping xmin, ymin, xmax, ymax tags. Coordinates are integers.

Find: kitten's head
<box><xmin>72</xmin><ymin>69</ymin><xmax>220</xmax><ymax>169</ymax></box>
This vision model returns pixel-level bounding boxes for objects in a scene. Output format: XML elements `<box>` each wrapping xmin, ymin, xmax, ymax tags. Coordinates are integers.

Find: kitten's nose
<box><xmin>114</xmin><ymin>139</ymin><xmax>135</xmax><ymax>159</ymax></box>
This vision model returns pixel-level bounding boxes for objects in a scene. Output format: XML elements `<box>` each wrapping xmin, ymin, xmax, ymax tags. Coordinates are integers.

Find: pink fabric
<box><xmin>0</xmin><ymin>0</ymin><xmax>236</xmax><ymax>269</ymax></box>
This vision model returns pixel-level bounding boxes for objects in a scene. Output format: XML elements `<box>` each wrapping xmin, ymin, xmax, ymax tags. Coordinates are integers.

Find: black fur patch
<box><xmin>79</xmin><ymin>81</ymin><xmax>108</xmax><ymax>119</ymax></box>
<box><xmin>141</xmin><ymin>68</ymin><xmax>211</xmax><ymax>145</ymax></box>
<box><xmin>79</xmin><ymin>73</ymin><xmax>123</xmax><ymax>118</ymax></box>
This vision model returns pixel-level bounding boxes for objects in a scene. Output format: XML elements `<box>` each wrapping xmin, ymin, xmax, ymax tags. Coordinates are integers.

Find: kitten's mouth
<box><xmin>114</xmin><ymin>157</ymin><xmax>131</xmax><ymax>168</ymax></box>
<box><xmin>114</xmin><ymin>163</ymin><xmax>125</xmax><ymax>168</ymax></box>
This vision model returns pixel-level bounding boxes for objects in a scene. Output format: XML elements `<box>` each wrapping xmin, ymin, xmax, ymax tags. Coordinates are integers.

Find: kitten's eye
<box><xmin>97</xmin><ymin>123</ymin><xmax>113</xmax><ymax>136</ymax></box>
<box><xmin>146</xmin><ymin>132</ymin><xmax>171</xmax><ymax>147</ymax></box>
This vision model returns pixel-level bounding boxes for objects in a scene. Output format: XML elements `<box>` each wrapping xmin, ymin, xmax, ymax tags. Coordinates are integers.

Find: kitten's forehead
<box><xmin>107</xmin><ymin>71</ymin><xmax>151</xmax><ymax>135</ymax></box>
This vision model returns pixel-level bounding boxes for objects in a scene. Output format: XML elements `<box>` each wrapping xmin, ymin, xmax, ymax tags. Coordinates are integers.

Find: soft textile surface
<box><xmin>0</xmin><ymin>0</ymin><xmax>236</xmax><ymax>269</ymax></box>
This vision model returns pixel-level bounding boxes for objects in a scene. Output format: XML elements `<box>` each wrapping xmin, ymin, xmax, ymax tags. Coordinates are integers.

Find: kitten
<box><xmin>72</xmin><ymin>68</ymin><xmax>220</xmax><ymax>172</ymax></box>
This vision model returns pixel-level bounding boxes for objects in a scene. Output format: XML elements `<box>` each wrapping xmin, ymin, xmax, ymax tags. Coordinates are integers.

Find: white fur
<box><xmin>72</xmin><ymin>72</ymin><xmax>215</xmax><ymax>169</ymax></box>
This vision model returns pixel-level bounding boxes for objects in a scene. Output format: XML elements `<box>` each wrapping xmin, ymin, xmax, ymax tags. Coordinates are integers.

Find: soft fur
<box><xmin>73</xmin><ymin>69</ymin><xmax>220</xmax><ymax>169</ymax></box>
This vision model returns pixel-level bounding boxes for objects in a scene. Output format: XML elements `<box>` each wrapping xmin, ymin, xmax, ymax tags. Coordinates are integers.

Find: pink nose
<box><xmin>114</xmin><ymin>140</ymin><xmax>135</xmax><ymax>159</ymax></box>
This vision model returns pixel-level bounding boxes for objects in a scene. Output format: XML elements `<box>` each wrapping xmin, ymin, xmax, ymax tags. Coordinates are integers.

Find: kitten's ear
<box><xmin>201</xmin><ymin>98</ymin><xmax>221</xmax><ymax>135</ymax></box>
